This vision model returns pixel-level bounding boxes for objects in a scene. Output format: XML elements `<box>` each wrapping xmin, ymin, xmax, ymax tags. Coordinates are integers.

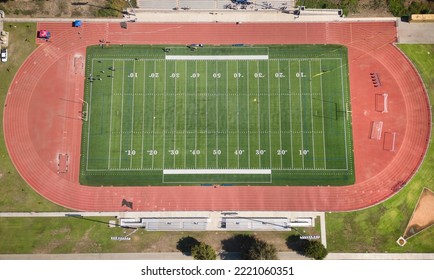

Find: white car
<box><xmin>1</xmin><ymin>49</ymin><xmax>7</xmax><ymax>62</ymax></box>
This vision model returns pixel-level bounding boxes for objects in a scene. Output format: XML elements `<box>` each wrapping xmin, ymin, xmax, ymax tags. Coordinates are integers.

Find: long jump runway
<box><xmin>3</xmin><ymin>21</ymin><xmax>431</xmax><ymax>211</ymax></box>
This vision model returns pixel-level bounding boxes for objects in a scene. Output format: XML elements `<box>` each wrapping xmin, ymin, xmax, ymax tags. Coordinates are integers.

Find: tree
<box><xmin>304</xmin><ymin>240</ymin><xmax>328</xmax><ymax>260</ymax></box>
<box><xmin>246</xmin><ymin>239</ymin><xmax>278</xmax><ymax>260</ymax></box>
<box><xmin>191</xmin><ymin>242</ymin><xmax>217</xmax><ymax>260</ymax></box>
<box><xmin>176</xmin><ymin>236</ymin><xmax>200</xmax><ymax>255</ymax></box>
<box><xmin>387</xmin><ymin>0</ymin><xmax>406</xmax><ymax>17</ymax></box>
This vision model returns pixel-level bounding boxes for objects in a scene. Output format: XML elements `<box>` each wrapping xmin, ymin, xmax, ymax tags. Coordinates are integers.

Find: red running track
<box><xmin>3</xmin><ymin>21</ymin><xmax>431</xmax><ymax>211</ymax></box>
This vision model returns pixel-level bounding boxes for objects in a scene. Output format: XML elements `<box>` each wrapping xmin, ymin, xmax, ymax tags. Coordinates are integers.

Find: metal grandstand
<box><xmin>120</xmin><ymin>217</ymin><xmax>209</xmax><ymax>231</ymax></box>
<box><xmin>119</xmin><ymin>216</ymin><xmax>313</xmax><ymax>231</ymax></box>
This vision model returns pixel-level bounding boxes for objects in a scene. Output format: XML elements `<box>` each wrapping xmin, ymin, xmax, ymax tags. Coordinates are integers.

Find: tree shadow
<box><xmin>176</xmin><ymin>236</ymin><xmax>200</xmax><ymax>256</ymax></box>
<box><xmin>286</xmin><ymin>235</ymin><xmax>309</xmax><ymax>256</ymax></box>
<box><xmin>221</xmin><ymin>234</ymin><xmax>257</xmax><ymax>260</ymax></box>
<box><xmin>219</xmin><ymin>252</ymin><xmax>242</xmax><ymax>260</ymax></box>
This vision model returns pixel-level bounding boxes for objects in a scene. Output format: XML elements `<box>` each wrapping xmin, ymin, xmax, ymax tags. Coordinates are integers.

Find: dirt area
<box><xmin>347</xmin><ymin>0</ymin><xmax>392</xmax><ymax>17</ymax></box>
<box><xmin>0</xmin><ymin>0</ymin><xmax>108</xmax><ymax>18</ymax></box>
<box><xmin>115</xmin><ymin>230</ymin><xmax>295</xmax><ymax>253</ymax></box>
<box><xmin>404</xmin><ymin>188</ymin><xmax>434</xmax><ymax>239</ymax></box>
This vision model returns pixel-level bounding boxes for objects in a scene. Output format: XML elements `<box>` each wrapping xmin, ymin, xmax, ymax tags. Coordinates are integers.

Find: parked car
<box><xmin>1</xmin><ymin>48</ymin><xmax>7</xmax><ymax>62</ymax></box>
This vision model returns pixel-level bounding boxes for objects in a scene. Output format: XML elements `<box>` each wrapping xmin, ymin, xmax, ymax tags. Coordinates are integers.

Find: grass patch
<box><xmin>0</xmin><ymin>23</ymin><xmax>67</xmax><ymax>212</ymax></box>
<box><xmin>326</xmin><ymin>44</ymin><xmax>434</xmax><ymax>253</ymax></box>
<box><xmin>297</xmin><ymin>0</ymin><xmax>359</xmax><ymax>16</ymax></box>
<box><xmin>0</xmin><ymin>217</ymin><xmax>304</xmax><ymax>254</ymax></box>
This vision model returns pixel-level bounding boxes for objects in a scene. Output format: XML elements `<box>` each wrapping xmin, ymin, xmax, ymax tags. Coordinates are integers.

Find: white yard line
<box><xmin>162</xmin><ymin>59</ymin><xmax>167</xmax><ymax>170</ymax></box>
<box><xmin>319</xmin><ymin>59</ymin><xmax>327</xmax><ymax>169</ymax></box>
<box><xmin>215</xmin><ymin>62</ymin><xmax>219</xmax><ymax>168</ymax></box>
<box><xmin>257</xmin><ymin>61</ymin><xmax>261</xmax><ymax>169</ymax></box>
<box><xmin>166</xmin><ymin>55</ymin><xmax>269</xmax><ymax>60</ymax></box>
<box><xmin>309</xmin><ymin>60</ymin><xmax>315</xmax><ymax>169</ymax></box>
<box><xmin>236</xmin><ymin>60</ymin><xmax>240</xmax><ymax>169</ymax></box>
<box><xmin>205</xmin><ymin>61</ymin><xmax>208</xmax><ymax>169</ymax></box>
<box><xmin>288</xmin><ymin>60</ymin><xmax>294</xmax><ymax>169</ymax></box>
<box><xmin>163</xmin><ymin>169</ymin><xmax>271</xmax><ymax>175</ymax></box>
<box><xmin>340</xmin><ymin>58</ymin><xmax>349</xmax><ymax>170</ymax></box>
<box><xmin>130</xmin><ymin>59</ymin><xmax>136</xmax><ymax>169</ymax></box>
<box><xmin>247</xmin><ymin>60</ymin><xmax>251</xmax><ymax>169</ymax></box>
<box><xmin>173</xmin><ymin>61</ymin><xmax>177</xmax><ymax>168</ymax></box>
<box><xmin>86</xmin><ymin>59</ymin><xmax>95</xmax><ymax>171</ymax></box>
<box><xmin>152</xmin><ymin>61</ymin><xmax>157</xmax><ymax>170</ymax></box>
<box><xmin>119</xmin><ymin>61</ymin><xmax>125</xmax><ymax>169</ymax></box>
<box><xmin>298</xmin><ymin>60</ymin><xmax>305</xmax><ymax>169</ymax></box>
<box><xmin>108</xmin><ymin>60</ymin><xmax>115</xmax><ymax>170</ymax></box>
<box><xmin>184</xmin><ymin>61</ymin><xmax>188</xmax><ymax>169</ymax></box>
<box><xmin>140</xmin><ymin>60</ymin><xmax>146</xmax><ymax>169</ymax></box>
<box><xmin>267</xmin><ymin>60</ymin><xmax>272</xmax><ymax>170</ymax></box>
<box><xmin>195</xmin><ymin>60</ymin><xmax>198</xmax><ymax>169</ymax></box>
<box><xmin>226</xmin><ymin>61</ymin><xmax>229</xmax><ymax>168</ymax></box>
<box><xmin>278</xmin><ymin>60</ymin><xmax>283</xmax><ymax>169</ymax></box>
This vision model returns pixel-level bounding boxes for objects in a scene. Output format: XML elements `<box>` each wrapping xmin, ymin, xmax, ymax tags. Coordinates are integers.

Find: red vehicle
<box><xmin>37</xmin><ymin>30</ymin><xmax>51</xmax><ymax>39</ymax></box>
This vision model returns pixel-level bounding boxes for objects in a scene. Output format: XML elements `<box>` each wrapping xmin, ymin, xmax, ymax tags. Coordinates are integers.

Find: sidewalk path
<box><xmin>1</xmin><ymin>252</ymin><xmax>433</xmax><ymax>260</ymax></box>
<box><xmin>397</xmin><ymin>21</ymin><xmax>434</xmax><ymax>44</ymax></box>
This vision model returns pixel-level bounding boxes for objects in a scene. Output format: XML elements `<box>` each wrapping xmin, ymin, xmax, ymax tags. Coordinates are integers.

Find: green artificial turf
<box><xmin>80</xmin><ymin>44</ymin><xmax>354</xmax><ymax>186</ymax></box>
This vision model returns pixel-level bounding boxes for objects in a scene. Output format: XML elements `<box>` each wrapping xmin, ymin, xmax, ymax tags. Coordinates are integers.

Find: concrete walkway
<box><xmin>0</xmin><ymin>11</ymin><xmax>396</xmax><ymax>24</ymax></box>
<box><xmin>397</xmin><ymin>20</ymin><xmax>434</xmax><ymax>44</ymax></box>
<box><xmin>327</xmin><ymin>253</ymin><xmax>434</xmax><ymax>260</ymax></box>
<box><xmin>1</xmin><ymin>252</ymin><xmax>433</xmax><ymax>260</ymax></box>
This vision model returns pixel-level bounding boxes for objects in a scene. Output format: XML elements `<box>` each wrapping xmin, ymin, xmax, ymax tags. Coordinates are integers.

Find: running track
<box><xmin>3</xmin><ymin>21</ymin><xmax>431</xmax><ymax>211</ymax></box>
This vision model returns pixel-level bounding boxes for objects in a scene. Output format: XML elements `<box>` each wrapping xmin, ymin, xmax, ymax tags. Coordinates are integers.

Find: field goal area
<box><xmin>80</xmin><ymin>45</ymin><xmax>354</xmax><ymax>186</ymax></box>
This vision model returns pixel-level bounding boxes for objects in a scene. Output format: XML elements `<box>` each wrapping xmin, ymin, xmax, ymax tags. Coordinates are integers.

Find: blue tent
<box><xmin>73</xmin><ymin>20</ymin><xmax>82</xmax><ymax>27</ymax></box>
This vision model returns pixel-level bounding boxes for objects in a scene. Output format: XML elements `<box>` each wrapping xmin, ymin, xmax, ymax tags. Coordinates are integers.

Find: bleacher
<box><xmin>222</xmin><ymin>217</ymin><xmax>290</xmax><ymax>230</ymax></box>
<box><xmin>119</xmin><ymin>217</ymin><xmax>209</xmax><ymax>231</ymax></box>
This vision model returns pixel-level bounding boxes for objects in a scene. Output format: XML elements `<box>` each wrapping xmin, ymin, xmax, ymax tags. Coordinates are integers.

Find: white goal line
<box><xmin>163</xmin><ymin>169</ymin><xmax>271</xmax><ymax>175</ymax></box>
<box><xmin>165</xmin><ymin>55</ymin><xmax>269</xmax><ymax>60</ymax></box>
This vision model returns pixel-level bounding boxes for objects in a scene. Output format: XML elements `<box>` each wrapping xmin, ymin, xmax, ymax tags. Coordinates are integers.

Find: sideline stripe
<box><xmin>163</xmin><ymin>169</ymin><xmax>271</xmax><ymax>174</ymax></box>
<box><xmin>166</xmin><ymin>55</ymin><xmax>269</xmax><ymax>60</ymax></box>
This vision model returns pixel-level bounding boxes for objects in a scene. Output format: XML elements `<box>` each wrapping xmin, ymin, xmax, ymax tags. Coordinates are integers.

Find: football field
<box><xmin>80</xmin><ymin>45</ymin><xmax>354</xmax><ymax>186</ymax></box>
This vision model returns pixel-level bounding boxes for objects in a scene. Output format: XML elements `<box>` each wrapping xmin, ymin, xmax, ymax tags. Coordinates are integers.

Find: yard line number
<box><xmin>296</xmin><ymin>72</ymin><xmax>306</xmax><ymax>78</ymax></box>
